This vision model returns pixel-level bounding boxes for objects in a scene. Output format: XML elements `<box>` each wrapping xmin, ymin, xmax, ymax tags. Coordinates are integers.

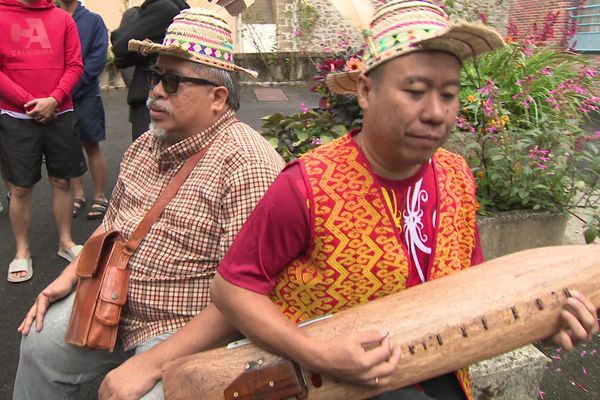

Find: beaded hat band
<box><xmin>128</xmin><ymin>8</ymin><xmax>258</xmax><ymax>78</ymax></box>
<box><xmin>325</xmin><ymin>0</ymin><xmax>505</xmax><ymax>95</ymax></box>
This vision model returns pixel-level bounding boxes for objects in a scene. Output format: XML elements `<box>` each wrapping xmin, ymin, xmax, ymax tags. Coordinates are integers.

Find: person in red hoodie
<box><xmin>0</xmin><ymin>0</ymin><xmax>85</xmax><ymax>283</ymax></box>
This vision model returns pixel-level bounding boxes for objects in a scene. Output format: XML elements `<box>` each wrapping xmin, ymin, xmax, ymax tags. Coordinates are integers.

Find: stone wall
<box><xmin>270</xmin><ymin>0</ymin><xmax>374</xmax><ymax>53</ymax></box>
<box><xmin>292</xmin><ymin>0</ymin><xmax>367</xmax><ymax>52</ymax></box>
<box><xmin>444</xmin><ymin>0</ymin><xmax>510</xmax><ymax>35</ymax></box>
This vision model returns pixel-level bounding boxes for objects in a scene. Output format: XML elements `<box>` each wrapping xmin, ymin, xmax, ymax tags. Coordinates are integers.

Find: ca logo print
<box><xmin>11</xmin><ymin>18</ymin><xmax>51</xmax><ymax>49</ymax></box>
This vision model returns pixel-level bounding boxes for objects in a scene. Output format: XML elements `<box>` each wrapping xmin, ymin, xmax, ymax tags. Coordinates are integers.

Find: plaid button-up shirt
<box><xmin>103</xmin><ymin>110</ymin><xmax>285</xmax><ymax>350</ymax></box>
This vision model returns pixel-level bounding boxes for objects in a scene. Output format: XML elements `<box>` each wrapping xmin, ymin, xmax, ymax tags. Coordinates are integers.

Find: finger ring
<box><xmin>375</xmin><ymin>377</ymin><xmax>379</xmax><ymax>384</ymax></box>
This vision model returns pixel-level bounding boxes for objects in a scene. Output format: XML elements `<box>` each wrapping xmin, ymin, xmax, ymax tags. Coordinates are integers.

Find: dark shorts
<box><xmin>74</xmin><ymin>95</ymin><xmax>106</xmax><ymax>143</ymax></box>
<box><xmin>0</xmin><ymin>112</ymin><xmax>87</xmax><ymax>187</ymax></box>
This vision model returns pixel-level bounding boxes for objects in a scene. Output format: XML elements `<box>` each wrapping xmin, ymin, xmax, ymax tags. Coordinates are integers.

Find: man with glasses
<box><xmin>13</xmin><ymin>9</ymin><xmax>284</xmax><ymax>400</ymax></box>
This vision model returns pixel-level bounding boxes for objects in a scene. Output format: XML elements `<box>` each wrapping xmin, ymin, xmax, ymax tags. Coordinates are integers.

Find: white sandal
<box><xmin>57</xmin><ymin>244</ymin><xmax>83</xmax><ymax>263</ymax></box>
<box><xmin>7</xmin><ymin>258</ymin><xmax>33</xmax><ymax>283</ymax></box>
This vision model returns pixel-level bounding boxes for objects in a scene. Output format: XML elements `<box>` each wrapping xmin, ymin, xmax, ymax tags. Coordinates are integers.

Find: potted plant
<box><xmin>451</xmin><ymin>44</ymin><xmax>599</xmax><ymax>255</ymax></box>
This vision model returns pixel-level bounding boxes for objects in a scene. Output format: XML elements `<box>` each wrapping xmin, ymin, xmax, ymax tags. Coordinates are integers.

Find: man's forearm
<box><xmin>132</xmin><ymin>303</ymin><xmax>239</xmax><ymax>379</ymax></box>
<box><xmin>210</xmin><ymin>273</ymin><xmax>320</xmax><ymax>369</ymax></box>
<box><xmin>0</xmin><ymin>72</ymin><xmax>35</xmax><ymax>110</ymax></box>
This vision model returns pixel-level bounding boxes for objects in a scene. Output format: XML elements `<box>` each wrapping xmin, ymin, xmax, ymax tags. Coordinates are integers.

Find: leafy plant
<box><xmin>446</xmin><ymin>13</ymin><xmax>600</xmax><ymax>242</ymax></box>
<box><xmin>261</xmin><ymin>109</ymin><xmax>348</xmax><ymax>161</ymax></box>
<box><xmin>260</xmin><ymin>47</ymin><xmax>363</xmax><ymax>160</ymax></box>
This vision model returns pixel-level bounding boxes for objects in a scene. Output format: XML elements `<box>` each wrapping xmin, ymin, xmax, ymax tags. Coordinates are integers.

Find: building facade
<box><xmin>508</xmin><ymin>0</ymin><xmax>600</xmax><ymax>63</ymax></box>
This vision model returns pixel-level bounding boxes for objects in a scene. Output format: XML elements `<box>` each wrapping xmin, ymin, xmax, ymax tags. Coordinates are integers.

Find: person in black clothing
<box><xmin>115</xmin><ymin>6</ymin><xmax>140</xmax><ymax>88</ymax></box>
<box><xmin>110</xmin><ymin>0</ymin><xmax>189</xmax><ymax>141</ymax></box>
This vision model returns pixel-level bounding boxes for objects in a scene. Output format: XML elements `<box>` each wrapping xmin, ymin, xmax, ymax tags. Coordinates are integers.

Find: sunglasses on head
<box><xmin>143</xmin><ymin>69</ymin><xmax>218</xmax><ymax>94</ymax></box>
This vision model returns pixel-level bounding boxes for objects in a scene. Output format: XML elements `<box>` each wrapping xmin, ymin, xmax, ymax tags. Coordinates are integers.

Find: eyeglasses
<box><xmin>144</xmin><ymin>69</ymin><xmax>218</xmax><ymax>94</ymax></box>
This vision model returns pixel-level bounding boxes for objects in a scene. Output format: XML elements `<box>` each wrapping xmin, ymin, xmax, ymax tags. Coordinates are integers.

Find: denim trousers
<box><xmin>13</xmin><ymin>291</ymin><xmax>172</xmax><ymax>400</ymax></box>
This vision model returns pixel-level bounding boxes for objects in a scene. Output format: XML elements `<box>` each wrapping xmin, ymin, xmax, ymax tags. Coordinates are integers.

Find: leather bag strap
<box><xmin>124</xmin><ymin>139</ymin><xmax>215</xmax><ymax>255</ymax></box>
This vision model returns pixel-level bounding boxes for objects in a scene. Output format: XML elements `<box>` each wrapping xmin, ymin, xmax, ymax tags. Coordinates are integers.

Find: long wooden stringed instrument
<box><xmin>162</xmin><ymin>245</ymin><xmax>600</xmax><ymax>399</ymax></box>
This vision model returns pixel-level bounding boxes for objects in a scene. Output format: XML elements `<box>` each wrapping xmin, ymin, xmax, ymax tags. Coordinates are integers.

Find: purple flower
<box><xmin>477</xmin><ymin>80</ymin><xmax>496</xmax><ymax>96</ymax></box>
<box><xmin>541</xmin><ymin>67</ymin><xmax>553</xmax><ymax>76</ymax></box>
<box><xmin>579</xmin><ymin>97</ymin><xmax>600</xmax><ymax>114</ymax></box>
<box><xmin>571</xmin><ymin>85</ymin><xmax>588</xmax><ymax>95</ymax></box>
<box><xmin>522</xmin><ymin>95</ymin><xmax>535</xmax><ymax>109</ymax></box>
<box><xmin>311</xmin><ymin>137</ymin><xmax>323</xmax><ymax>146</ymax></box>
<box><xmin>483</xmin><ymin>97</ymin><xmax>495</xmax><ymax>117</ymax></box>
<box><xmin>595</xmin><ymin>131</ymin><xmax>600</xmax><ymax>139</ymax></box>
<box><xmin>545</xmin><ymin>96</ymin><xmax>560</xmax><ymax>111</ymax></box>
<box><xmin>456</xmin><ymin>116</ymin><xmax>476</xmax><ymax>133</ymax></box>
<box><xmin>529</xmin><ymin>146</ymin><xmax>551</xmax><ymax>170</ymax></box>
<box><xmin>581</xmin><ymin>68</ymin><xmax>597</xmax><ymax>79</ymax></box>
<box><xmin>300</xmin><ymin>102</ymin><xmax>309</xmax><ymax>114</ymax></box>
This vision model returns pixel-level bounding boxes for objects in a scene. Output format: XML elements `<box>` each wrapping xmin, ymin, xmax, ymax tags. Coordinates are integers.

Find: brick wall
<box><xmin>508</xmin><ymin>0</ymin><xmax>573</xmax><ymax>45</ymax></box>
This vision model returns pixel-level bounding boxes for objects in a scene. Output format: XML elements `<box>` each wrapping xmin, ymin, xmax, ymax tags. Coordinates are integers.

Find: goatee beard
<box><xmin>149</xmin><ymin>122</ymin><xmax>168</xmax><ymax>142</ymax></box>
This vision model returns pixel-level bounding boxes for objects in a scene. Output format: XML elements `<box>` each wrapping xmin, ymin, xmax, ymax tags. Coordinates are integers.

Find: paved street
<box><xmin>0</xmin><ymin>87</ymin><xmax>598</xmax><ymax>399</ymax></box>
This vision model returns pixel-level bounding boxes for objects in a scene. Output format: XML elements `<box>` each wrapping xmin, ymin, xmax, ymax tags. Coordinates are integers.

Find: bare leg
<box><xmin>8</xmin><ymin>183</ymin><xmax>33</xmax><ymax>279</ymax></box>
<box><xmin>49</xmin><ymin>176</ymin><xmax>76</xmax><ymax>252</ymax></box>
<box><xmin>71</xmin><ymin>175</ymin><xmax>85</xmax><ymax>202</ymax></box>
<box><xmin>82</xmin><ymin>141</ymin><xmax>107</xmax><ymax>202</ymax></box>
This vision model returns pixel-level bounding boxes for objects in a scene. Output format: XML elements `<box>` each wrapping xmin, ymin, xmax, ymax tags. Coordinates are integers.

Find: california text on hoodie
<box><xmin>0</xmin><ymin>0</ymin><xmax>83</xmax><ymax>113</ymax></box>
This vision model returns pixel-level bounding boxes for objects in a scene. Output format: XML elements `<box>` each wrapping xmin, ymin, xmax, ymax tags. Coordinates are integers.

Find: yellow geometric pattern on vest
<box><xmin>457</xmin><ymin>366</ymin><xmax>474</xmax><ymax>400</ymax></box>
<box><xmin>429</xmin><ymin>147</ymin><xmax>479</xmax><ymax>280</ymax></box>
<box><xmin>271</xmin><ymin>135</ymin><xmax>478</xmax><ymax>327</ymax></box>
<box><xmin>271</xmin><ymin>135</ymin><xmax>409</xmax><ymax>323</ymax></box>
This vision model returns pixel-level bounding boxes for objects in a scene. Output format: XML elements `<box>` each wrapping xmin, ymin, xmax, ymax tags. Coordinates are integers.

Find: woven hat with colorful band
<box><xmin>128</xmin><ymin>8</ymin><xmax>258</xmax><ymax>78</ymax></box>
<box><xmin>325</xmin><ymin>0</ymin><xmax>505</xmax><ymax>95</ymax></box>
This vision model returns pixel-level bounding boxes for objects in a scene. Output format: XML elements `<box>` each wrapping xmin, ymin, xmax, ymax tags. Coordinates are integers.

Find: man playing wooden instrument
<box><xmin>210</xmin><ymin>1</ymin><xmax>600</xmax><ymax>399</ymax></box>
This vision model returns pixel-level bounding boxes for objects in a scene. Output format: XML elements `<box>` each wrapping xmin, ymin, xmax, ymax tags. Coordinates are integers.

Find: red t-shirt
<box><xmin>218</xmin><ymin>161</ymin><xmax>484</xmax><ymax>294</ymax></box>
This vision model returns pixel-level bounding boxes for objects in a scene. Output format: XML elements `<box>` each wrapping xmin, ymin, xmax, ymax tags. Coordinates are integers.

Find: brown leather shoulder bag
<box><xmin>65</xmin><ymin>142</ymin><xmax>214</xmax><ymax>351</ymax></box>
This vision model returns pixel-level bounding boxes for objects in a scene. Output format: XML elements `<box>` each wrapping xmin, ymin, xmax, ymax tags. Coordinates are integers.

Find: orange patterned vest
<box><xmin>271</xmin><ymin>134</ymin><xmax>479</xmax><ymax>399</ymax></box>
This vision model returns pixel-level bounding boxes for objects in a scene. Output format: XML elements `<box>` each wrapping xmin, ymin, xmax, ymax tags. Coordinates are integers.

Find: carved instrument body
<box><xmin>162</xmin><ymin>245</ymin><xmax>600</xmax><ymax>399</ymax></box>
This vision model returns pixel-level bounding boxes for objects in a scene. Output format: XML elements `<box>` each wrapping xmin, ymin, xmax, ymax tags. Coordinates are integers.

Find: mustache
<box><xmin>146</xmin><ymin>98</ymin><xmax>172</xmax><ymax>115</ymax></box>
